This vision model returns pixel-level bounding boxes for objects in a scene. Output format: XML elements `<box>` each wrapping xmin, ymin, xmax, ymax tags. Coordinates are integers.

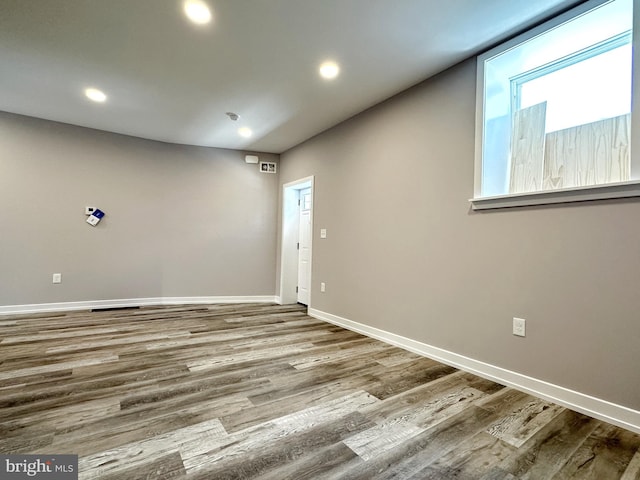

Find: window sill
<box><xmin>470</xmin><ymin>181</ymin><xmax>640</xmax><ymax>210</ymax></box>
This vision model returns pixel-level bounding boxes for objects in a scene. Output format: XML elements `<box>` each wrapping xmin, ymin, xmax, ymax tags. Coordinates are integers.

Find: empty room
<box><xmin>1</xmin><ymin>0</ymin><xmax>640</xmax><ymax>478</ymax></box>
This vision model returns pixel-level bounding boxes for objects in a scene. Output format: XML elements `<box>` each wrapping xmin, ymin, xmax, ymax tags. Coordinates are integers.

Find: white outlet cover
<box><xmin>513</xmin><ymin>317</ymin><xmax>526</xmax><ymax>337</ymax></box>
<box><xmin>320</xmin><ymin>229</ymin><xmax>327</xmax><ymax>239</ymax></box>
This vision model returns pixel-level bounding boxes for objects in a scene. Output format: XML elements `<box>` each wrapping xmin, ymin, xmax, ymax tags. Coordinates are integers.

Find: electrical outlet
<box><xmin>52</xmin><ymin>273</ymin><xmax>62</xmax><ymax>284</ymax></box>
<box><xmin>320</xmin><ymin>282</ymin><xmax>326</xmax><ymax>292</ymax></box>
<box><xmin>513</xmin><ymin>317</ymin><xmax>526</xmax><ymax>337</ymax></box>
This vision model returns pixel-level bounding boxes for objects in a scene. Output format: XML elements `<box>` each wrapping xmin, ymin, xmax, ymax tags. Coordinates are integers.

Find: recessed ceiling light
<box><xmin>319</xmin><ymin>61</ymin><xmax>340</xmax><ymax>80</ymax></box>
<box><xmin>238</xmin><ymin>127</ymin><xmax>253</xmax><ymax>138</ymax></box>
<box><xmin>183</xmin><ymin>0</ymin><xmax>212</xmax><ymax>25</ymax></box>
<box><xmin>84</xmin><ymin>87</ymin><xmax>107</xmax><ymax>103</ymax></box>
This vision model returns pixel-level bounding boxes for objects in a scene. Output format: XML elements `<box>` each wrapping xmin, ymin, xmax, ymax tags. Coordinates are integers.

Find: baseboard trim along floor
<box><xmin>0</xmin><ymin>296</ymin><xmax>279</xmax><ymax>316</ymax></box>
<box><xmin>308</xmin><ymin>307</ymin><xmax>640</xmax><ymax>436</ymax></box>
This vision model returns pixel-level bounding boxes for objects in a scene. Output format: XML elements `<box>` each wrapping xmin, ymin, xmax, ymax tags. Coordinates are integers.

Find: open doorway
<box><xmin>280</xmin><ymin>176</ymin><xmax>314</xmax><ymax>306</ymax></box>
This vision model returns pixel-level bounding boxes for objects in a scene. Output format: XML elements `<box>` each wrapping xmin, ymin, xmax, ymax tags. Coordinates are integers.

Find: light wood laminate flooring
<box><xmin>1</xmin><ymin>303</ymin><xmax>639</xmax><ymax>479</ymax></box>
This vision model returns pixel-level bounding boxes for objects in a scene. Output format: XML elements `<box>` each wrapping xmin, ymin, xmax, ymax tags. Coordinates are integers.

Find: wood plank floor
<box><xmin>1</xmin><ymin>303</ymin><xmax>639</xmax><ymax>479</ymax></box>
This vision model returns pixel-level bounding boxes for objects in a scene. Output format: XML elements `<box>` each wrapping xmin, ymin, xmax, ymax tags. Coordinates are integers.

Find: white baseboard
<box><xmin>309</xmin><ymin>307</ymin><xmax>640</xmax><ymax>435</ymax></box>
<box><xmin>0</xmin><ymin>296</ymin><xmax>278</xmax><ymax>315</ymax></box>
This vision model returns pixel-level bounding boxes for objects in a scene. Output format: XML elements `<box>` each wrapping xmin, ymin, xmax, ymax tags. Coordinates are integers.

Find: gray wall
<box><xmin>279</xmin><ymin>59</ymin><xmax>640</xmax><ymax>411</ymax></box>
<box><xmin>0</xmin><ymin>111</ymin><xmax>279</xmax><ymax>305</ymax></box>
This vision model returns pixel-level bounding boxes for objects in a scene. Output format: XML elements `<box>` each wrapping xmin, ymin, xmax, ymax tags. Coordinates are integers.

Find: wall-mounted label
<box><xmin>259</xmin><ymin>162</ymin><xmax>277</xmax><ymax>173</ymax></box>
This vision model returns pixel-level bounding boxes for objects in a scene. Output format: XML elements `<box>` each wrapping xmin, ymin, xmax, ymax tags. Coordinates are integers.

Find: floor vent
<box><xmin>90</xmin><ymin>306</ymin><xmax>141</xmax><ymax>312</ymax></box>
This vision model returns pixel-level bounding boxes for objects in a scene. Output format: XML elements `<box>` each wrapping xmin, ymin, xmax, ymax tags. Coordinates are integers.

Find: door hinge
<box><xmin>298</xmin><ymin>199</ymin><xmax>301</xmax><ymax>206</ymax></box>
<box><xmin>296</xmin><ymin>286</ymin><xmax>299</xmax><ymax>293</ymax></box>
<box><xmin>297</xmin><ymin>242</ymin><xmax>300</xmax><ymax>250</ymax></box>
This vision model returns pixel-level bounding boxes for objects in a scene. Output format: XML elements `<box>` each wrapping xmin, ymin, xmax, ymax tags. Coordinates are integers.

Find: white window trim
<box><xmin>471</xmin><ymin>180</ymin><xmax>640</xmax><ymax>210</ymax></box>
<box><xmin>471</xmin><ymin>0</ymin><xmax>640</xmax><ymax>210</ymax></box>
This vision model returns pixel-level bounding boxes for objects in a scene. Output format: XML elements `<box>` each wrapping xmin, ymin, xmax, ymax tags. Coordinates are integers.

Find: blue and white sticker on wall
<box><xmin>86</xmin><ymin>208</ymin><xmax>105</xmax><ymax>227</ymax></box>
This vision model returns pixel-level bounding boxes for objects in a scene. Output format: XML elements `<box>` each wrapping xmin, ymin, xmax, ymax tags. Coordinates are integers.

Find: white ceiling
<box><xmin>0</xmin><ymin>0</ymin><xmax>584</xmax><ymax>154</ymax></box>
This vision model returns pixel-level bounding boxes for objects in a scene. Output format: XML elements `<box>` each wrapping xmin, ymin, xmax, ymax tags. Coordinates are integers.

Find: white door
<box><xmin>297</xmin><ymin>188</ymin><xmax>312</xmax><ymax>305</ymax></box>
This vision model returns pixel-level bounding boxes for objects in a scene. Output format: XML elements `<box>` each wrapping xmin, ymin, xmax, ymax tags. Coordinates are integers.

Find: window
<box><xmin>472</xmin><ymin>0</ymin><xmax>638</xmax><ymax>209</ymax></box>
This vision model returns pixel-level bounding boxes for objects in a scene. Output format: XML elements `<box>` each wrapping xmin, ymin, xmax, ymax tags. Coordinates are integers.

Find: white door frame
<box><xmin>279</xmin><ymin>176</ymin><xmax>314</xmax><ymax>305</ymax></box>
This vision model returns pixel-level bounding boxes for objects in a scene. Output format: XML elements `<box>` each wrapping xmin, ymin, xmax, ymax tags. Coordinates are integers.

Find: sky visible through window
<box><xmin>520</xmin><ymin>43</ymin><xmax>632</xmax><ymax>133</ymax></box>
